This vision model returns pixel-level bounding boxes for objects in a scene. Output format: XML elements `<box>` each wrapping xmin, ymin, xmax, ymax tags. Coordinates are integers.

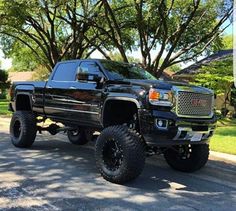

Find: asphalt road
<box><xmin>0</xmin><ymin>128</ymin><xmax>236</xmax><ymax>211</ymax></box>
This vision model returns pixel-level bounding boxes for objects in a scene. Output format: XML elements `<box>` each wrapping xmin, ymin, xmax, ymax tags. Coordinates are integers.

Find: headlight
<box><xmin>149</xmin><ymin>88</ymin><xmax>173</xmax><ymax>106</ymax></box>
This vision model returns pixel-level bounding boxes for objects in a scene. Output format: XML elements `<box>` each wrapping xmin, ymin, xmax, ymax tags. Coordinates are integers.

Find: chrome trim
<box><xmin>44</xmin><ymin>106</ymin><xmax>99</xmax><ymax>115</ymax></box>
<box><xmin>173</xmin><ymin>126</ymin><xmax>215</xmax><ymax>140</ymax></box>
<box><xmin>149</xmin><ymin>100</ymin><xmax>173</xmax><ymax>107</ymax></box>
<box><xmin>104</xmin><ymin>97</ymin><xmax>141</xmax><ymax>108</ymax></box>
<box><xmin>52</xmin><ymin>98</ymin><xmax>86</xmax><ymax>104</ymax></box>
<box><xmin>175</xmin><ymin>90</ymin><xmax>214</xmax><ymax>118</ymax></box>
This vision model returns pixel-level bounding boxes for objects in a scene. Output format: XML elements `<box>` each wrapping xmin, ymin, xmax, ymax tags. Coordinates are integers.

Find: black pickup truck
<box><xmin>9</xmin><ymin>59</ymin><xmax>217</xmax><ymax>184</ymax></box>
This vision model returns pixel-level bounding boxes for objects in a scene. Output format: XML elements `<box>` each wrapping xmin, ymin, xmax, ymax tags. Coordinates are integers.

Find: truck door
<box><xmin>65</xmin><ymin>61</ymin><xmax>105</xmax><ymax>127</ymax></box>
<box><xmin>44</xmin><ymin>61</ymin><xmax>78</xmax><ymax>120</ymax></box>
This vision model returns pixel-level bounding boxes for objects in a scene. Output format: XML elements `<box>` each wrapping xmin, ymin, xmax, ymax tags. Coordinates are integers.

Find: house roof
<box><xmin>174</xmin><ymin>49</ymin><xmax>233</xmax><ymax>76</ymax></box>
<box><xmin>161</xmin><ymin>69</ymin><xmax>175</xmax><ymax>80</ymax></box>
<box><xmin>8</xmin><ymin>72</ymin><xmax>33</xmax><ymax>82</ymax></box>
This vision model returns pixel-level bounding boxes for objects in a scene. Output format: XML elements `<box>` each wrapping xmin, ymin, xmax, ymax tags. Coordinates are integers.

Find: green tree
<box><xmin>0</xmin><ymin>0</ymin><xmax>101</xmax><ymax>71</ymax></box>
<box><xmin>105</xmin><ymin>52</ymin><xmax>140</xmax><ymax>63</ymax></box>
<box><xmin>167</xmin><ymin>64</ymin><xmax>181</xmax><ymax>73</ymax></box>
<box><xmin>32</xmin><ymin>65</ymin><xmax>50</xmax><ymax>81</ymax></box>
<box><xmin>222</xmin><ymin>34</ymin><xmax>233</xmax><ymax>49</ymax></box>
<box><xmin>8</xmin><ymin>41</ymin><xmax>40</xmax><ymax>72</ymax></box>
<box><xmin>0</xmin><ymin>0</ymin><xmax>233</xmax><ymax>78</ymax></box>
<box><xmin>0</xmin><ymin>69</ymin><xmax>10</xmax><ymax>99</ymax></box>
<box><xmin>0</xmin><ymin>69</ymin><xmax>8</xmax><ymax>83</ymax></box>
<box><xmin>194</xmin><ymin>56</ymin><xmax>233</xmax><ymax>114</ymax></box>
<box><xmin>93</xmin><ymin>0</ymin><xmax>233</xmax><ymax>77</ymax></box>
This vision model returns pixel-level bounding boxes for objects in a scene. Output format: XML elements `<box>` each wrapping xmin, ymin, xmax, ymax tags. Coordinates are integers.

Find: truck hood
<box><xmin>126</xmin><ymin>79</ymin><xmax>214</xmax><ymax>95</ymax></box>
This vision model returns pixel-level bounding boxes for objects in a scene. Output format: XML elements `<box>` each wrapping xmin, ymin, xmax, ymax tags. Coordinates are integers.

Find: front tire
<box><xmin>10</xmin><ymin>111</ymin><xmax>37</xmax><ymax>148</ymax></box>
<box><xmin>95</xmin><ymin>125</ymin><xmax>145</xmax><ymax>184</ymax></box>
<box><xmin>164</xmin><ymin>144</ymin><xmax>209</xmax><ymax>172</ymax></box>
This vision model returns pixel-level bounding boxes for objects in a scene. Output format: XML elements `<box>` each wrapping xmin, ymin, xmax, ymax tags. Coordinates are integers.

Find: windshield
<box><xmin>100</xmin><ymin>60</ymin><xmax>157</xmax><ymax>80</ymax></box>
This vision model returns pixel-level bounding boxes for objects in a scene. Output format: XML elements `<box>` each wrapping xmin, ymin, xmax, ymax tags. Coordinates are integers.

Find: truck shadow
<box><xmin>0</xmin><ymin>131</ymin><xmax>235</xmax><ymax>210</ymax></box>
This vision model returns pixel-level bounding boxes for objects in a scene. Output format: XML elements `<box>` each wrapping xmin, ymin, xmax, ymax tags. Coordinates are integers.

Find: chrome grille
<box><xmin>176</xmin><ymin>91</ymin><xmax>213</xmax><ymax>117</ymax></box>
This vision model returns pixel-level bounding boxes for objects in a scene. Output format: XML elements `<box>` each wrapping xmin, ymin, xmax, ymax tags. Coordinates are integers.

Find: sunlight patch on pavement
<box><xmin>0</xmin><ymin>172</ymin><xmax>25</xmax><ymax>190</ymax></box>
<box><xmin>0</xmin><ymin>117</ymin><xmax>10</xmax><ymax>129</ymax></box>
<box><xmin>0</xmin><ymin>197</ymin><xmax>48</xmax><ymax>209</ymax></box>
<box><xmin>0</xmin><ymin>172</ymin><xmax>24</xmax><ymax>182</ymax></box>
<box><xmin>168</xmin><ymin>182</ymin><xmax>187</xmax><ymax>190</ymax></box>
<box><xmin>124</xmin><ymin>194</ymin><xmax>157</xmax><ymax>203</ymax></box>
<box><xmin>86</xmin><ymin>191</ymin><xmax>122</xmax><ymax>199</ymax></box>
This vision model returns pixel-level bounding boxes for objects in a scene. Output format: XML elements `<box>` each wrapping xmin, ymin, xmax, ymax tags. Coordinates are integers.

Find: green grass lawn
<box><xmin>210</xmin><ymin>126</ymin><xmax>236</xmax><ymax>155</ymax></box>
<box><xmin>0</xmin><ymin>99</ymin><xmax>11</xmax><ymax>116</ymax></box>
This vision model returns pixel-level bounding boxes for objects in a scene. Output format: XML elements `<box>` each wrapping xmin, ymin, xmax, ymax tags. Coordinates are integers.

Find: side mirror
<box><xmin>77</xmin><ymin>72</ymin><xmax>104</xmax><ymax>83</ymax></box>
<box><xmin>76</xmin><ymin>66</ymin><xmax>105</xmax><ymax>86</ymax></box>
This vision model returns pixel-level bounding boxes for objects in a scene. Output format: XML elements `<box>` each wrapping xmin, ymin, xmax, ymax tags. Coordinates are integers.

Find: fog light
<box><xmin>155</xmin><ymin>119</ymin><xmax>168</xmax><ymax>129</ymax></box>
<box><xmin>157</xmin><ymin>120</ymin><xmax>163</xmax><ymax>127</ymax></box>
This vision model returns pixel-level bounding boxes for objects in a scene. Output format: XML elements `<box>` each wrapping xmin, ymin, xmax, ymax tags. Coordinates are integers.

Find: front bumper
<box><xmin>139</xmin><ymin>109</ymin><xmax>217</xmax><ymax>146</ymax></box>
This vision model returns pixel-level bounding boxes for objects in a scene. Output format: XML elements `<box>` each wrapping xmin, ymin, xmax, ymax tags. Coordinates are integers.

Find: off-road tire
<box><xmin>95</xmin><ymin>125</ymin><xmax>146</xmax><ymax>184</ymax></box>
<box><xmin>67</xmin><ymin>129</ymin><xmax>89</xmax><ymax>145</ymax></box>
<box><xmin>164</xmin><ymin>144</ymin><xmax>209</xmax><ymax>172</ymax></box>
<box><xmin>10</xmin><ymin>111</ymin><xmax>37</xmax><ymax>148</ymax></box>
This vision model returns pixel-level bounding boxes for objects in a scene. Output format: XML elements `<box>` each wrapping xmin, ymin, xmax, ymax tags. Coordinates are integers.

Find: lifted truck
<box><xmin>9</xmin><ymin>59</ymin><xmax>217</xmax><ymax>184</ymax></box>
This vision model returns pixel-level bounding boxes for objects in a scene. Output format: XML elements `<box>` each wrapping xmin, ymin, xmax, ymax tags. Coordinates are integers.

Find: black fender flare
<box><xmin>101</xmin><ymin>97</ymin><xmax>142</xmax><ymax>127</ymax></box>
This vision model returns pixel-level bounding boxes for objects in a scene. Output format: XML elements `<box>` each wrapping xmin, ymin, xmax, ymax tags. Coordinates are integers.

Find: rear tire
<box><xmin>10</xmin><ymin>111</ymin><xmax>37</xmax><ymax>148</ymax></box>
<box><xmin>95</xmin><ymin>125</ymin><xmax>145</xmax><ymax>184</ymax></box>
<box><xmin>164</xmin><ymin>144</ymin><xmax>209</xmax><ymax>172</ymax></box>
<box><xmin>67</xmin><ymin>129</ymin><xmax>89</xmax><ymax>145</ymax></box>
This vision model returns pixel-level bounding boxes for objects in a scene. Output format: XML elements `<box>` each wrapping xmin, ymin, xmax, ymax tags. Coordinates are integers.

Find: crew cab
<box><xmin>9</xmin><ymin>59</ymin><xmax>217</xmax><ymax>184</ymax></box>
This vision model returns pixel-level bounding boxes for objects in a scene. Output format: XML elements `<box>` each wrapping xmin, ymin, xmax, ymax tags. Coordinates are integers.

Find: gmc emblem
<box><xmin>191</xmin><ymin>99</ymin><xmax>207</xmax><ymax>107</ymax></box>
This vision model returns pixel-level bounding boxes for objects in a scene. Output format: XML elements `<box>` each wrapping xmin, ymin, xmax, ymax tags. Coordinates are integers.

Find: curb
<box><xmin>209</xmin><ymin>151</ymin><xmax>236</xmax><ymax>164</ymax></box>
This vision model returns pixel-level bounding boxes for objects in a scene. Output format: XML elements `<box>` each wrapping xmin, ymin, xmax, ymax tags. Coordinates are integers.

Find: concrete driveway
<box><xmin>0</xmin><ymin>124</ymin><xmax>236</xmax><ymax>210</ymax></box>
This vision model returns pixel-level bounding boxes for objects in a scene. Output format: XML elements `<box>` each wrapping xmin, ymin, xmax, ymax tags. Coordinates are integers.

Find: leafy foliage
<box><xmin>0</xmin><ymin>0</ymin><xmax>101</xmax><ymax>70</ymax></box>
<box><xmin>0</xmin><ymin>69</ymin><xmax>10</xmax><ymax>99</ymax></box>
<box><xmin>0</xmin><ymin>69</ymin><xmax>8</xmax><ymax>83</ymax></box>
<box><xmin>32</xmin><ymin>65</ymin><xmax>50</xmax><ymax>81</ymax></box>
<box><xmin>194</xmin><ymin>56</ymin><xmax>233</xmax><ymax>114</ymax></box>
<box><xmin>194</xmin><ymin>57</ymin><xmax>233</xmax><ymax>94</ymax></box>
<box><xmin>222</xmin><ymin>34</ymin><xmax>233</xmax><ymax>49</ymax></box>
<box><xmin>0</xmin><ymin>0</ymin><xmax>233</xmax><ymax>77</ymax></box>
<box><xmin>105</xmin><ymin>52</ymin><xmax>140</xmax><ymax>63</ymax></box>
<box><xmin>230</xmin><ymin>85</ymin><xmax>236</xmax><ymax>114</ymax></box>
<box><xmin>94</xmin><ymin>0</ymin><xmax>233</xmax><ymax>77</ymax></box>
<box><xmin>7</xmin><ymin>41</ymin><xmax>40</xmax><ymax>72</ymax></box>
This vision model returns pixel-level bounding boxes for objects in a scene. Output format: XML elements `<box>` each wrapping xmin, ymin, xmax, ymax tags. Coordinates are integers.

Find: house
<box><xmin>161</xmin><ymin>69</ymin><xmax>174</xmax><ymax>81</ymax></box>
<box><xmin>173</xmin><ymin>49</ymin><xmax>233</xmax><ymax>82</ymax></box>
<box><xmin>8</xmin><ymin>72</ymin><xmax>33</xmax><ymax>82</ymax></box>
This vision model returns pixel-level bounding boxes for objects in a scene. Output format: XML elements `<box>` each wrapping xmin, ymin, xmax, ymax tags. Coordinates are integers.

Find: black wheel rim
<box><xmin>176</xmin><ymin>145</ymin><xmax>192</xmax><ymax>160</ymax></box>
<box><xmin>13</xmin><ymin>120</ymin><xmax>21</xmax><ymax>138</ymax></box>
<box><xmin>102</xmin><ymin>139</ymin><xmax>123</xmax><ymax>171</ymax></box>
<box><xmin>71</xmin><ymin>130</ymin><xmax>79</xmax><ymax>136</ymax></box>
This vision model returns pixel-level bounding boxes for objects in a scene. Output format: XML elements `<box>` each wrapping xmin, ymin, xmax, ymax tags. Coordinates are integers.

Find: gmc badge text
<box><xmin>9</xmin><ymin>59</ymin><xmax>217</xmax><ymax>184</ymax></box>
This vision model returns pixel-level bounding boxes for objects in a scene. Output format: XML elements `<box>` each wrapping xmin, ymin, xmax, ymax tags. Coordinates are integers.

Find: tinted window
<box><xmin>53</xmin><ymin>62</ymin><xmax>77</xmax><ymax>81</ymax></box>
<box><xmin>79</xmin><ymin>62</ymin><xmax>104</xmax><ymax>77</ymax></box>
<box><xmin>100</xmin><ymin>60</ymin><xmax>156</xmax><ymax>80</ymax></box>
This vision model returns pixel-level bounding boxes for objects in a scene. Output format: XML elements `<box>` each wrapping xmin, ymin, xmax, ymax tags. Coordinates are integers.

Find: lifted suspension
<box><xmin>37</xmin><ymin>124</ymin><xmax>74</xmax><ymax>135</ymax></box>
<box><xmin>146</xmin><ymin>146</ymin><xmax>165</xmax><ymax>157</ymax></box>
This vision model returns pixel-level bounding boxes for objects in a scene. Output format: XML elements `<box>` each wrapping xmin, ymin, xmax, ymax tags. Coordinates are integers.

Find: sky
<box><xmin>0</xmin><ymin>50</ymin><xmax>11</xmax><ymax>70</ymax></box>
<box><xmin>0</xmin><ymin>21</ymin><xmax>233</xmax><ymax>71</ymax></box>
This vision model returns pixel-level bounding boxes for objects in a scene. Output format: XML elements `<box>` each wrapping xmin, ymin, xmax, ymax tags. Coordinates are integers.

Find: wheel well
<box><xmin>103</xmin><ymin>100</ymin><xmax>138</xmax><ymax>128</ymax></box>
<box><xmin>16</xmin><ymin>95</ymin><xmax>32</xmax><ymax>111</ymax></box>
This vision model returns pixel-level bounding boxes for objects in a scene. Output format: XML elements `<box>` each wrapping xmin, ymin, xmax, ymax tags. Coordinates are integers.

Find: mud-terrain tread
<box><xmin>10</xmin><ymin>111</ymin><xmax>37</xmax><ymax>148</ymax></box>
<box><xmin>95</xmin><ymin>125</ymin><xmax>146</xmax><ymax>184</ymax></box>
<box><xmin>164</xmin><ymin>144</ymin><xmax>209</xmax><ymax>172</ymax></box>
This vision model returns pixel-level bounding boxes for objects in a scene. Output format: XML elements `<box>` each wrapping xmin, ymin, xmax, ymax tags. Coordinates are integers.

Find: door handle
<box><xmin>46</xmin><ymin>85</ymin><xmax>52</xmax><ymax>89</ymax></box>
<box><xmin>69</xmin><ymin>86</ymin><xmax>76</xmax><ymax>89</ymax></box>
